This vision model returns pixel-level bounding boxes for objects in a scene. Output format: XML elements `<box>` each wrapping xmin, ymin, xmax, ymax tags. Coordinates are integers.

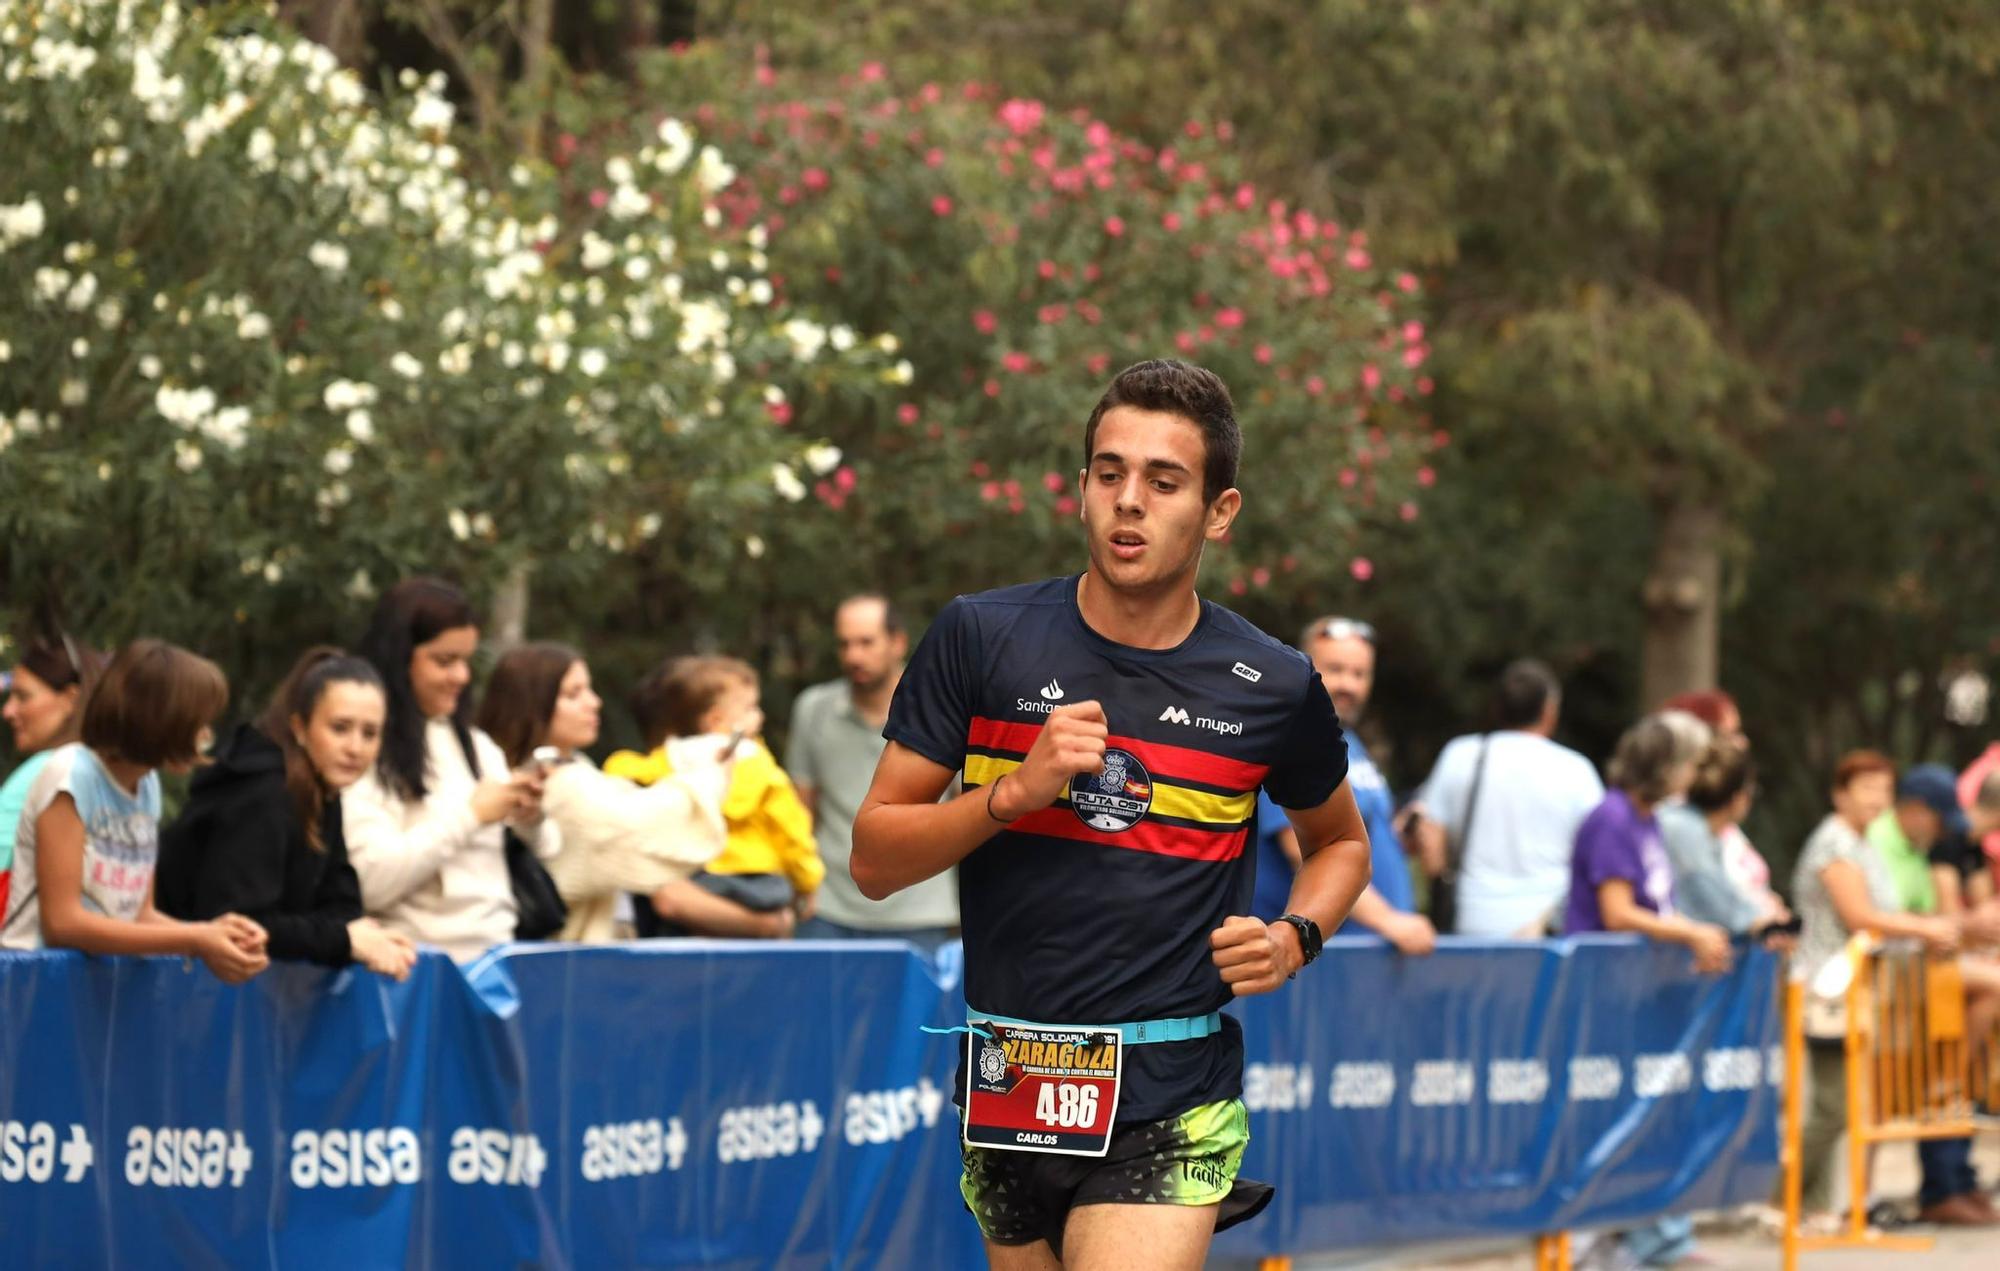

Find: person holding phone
<box><xmin>605</xmin><ymin>656</ymin><xmax>821</xmax><ymax>938</ymax></box>
<box><xmin>342</xmin><ymin>578</ymin><xmax>553</xmax><ymax>963</ymax></box>
<box><xmin>478</xmin><ymin>644</ymin><xmax>737</xmax><ymax>943</ymax></box>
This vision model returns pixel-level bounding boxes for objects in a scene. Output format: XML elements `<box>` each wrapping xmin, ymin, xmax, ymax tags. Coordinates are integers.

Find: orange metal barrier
<box><xmin>1532</xmin><ymin>1231</ymin><xmax>1572</xmax><ymax>1270</ymax></box>
<box><xmin>1787</xmin><ymin>936</ymin><xmax>1982</xmax><ymax>1255</ymax></box>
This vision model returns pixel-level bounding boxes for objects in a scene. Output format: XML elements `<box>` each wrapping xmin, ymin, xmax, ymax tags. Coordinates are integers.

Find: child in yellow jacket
<box><xmin>606</xmin><ymin>656</ymin><xmax>822</xmax><ymax>933</ymax></box>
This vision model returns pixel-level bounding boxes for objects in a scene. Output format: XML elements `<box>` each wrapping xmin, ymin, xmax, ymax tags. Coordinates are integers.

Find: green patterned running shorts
<box><xmin>958</xmin><ymin>1098</ymin><xmax>1271</xmax><ymax>1252</ymax></box>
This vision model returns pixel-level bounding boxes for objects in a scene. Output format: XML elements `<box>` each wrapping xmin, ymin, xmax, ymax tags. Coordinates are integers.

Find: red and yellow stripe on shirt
<box><xmin>963</xmin><ymin>716</ymin><xmax>1266</xmax><ymax>862</ymax></box>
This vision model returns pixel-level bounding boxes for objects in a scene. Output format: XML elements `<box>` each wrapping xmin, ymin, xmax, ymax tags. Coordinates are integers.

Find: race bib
<box><xmin>963</xmin><ymin>1020</ymin><xmax>1122</xmax><ymax>1157</ymax></box>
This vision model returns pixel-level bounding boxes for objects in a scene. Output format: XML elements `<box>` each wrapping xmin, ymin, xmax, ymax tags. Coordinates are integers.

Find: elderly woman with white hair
<box><xmin>1562</xmin><ymin>711</ymin><xmax>1730</xmax><ymax>967</ymax></box>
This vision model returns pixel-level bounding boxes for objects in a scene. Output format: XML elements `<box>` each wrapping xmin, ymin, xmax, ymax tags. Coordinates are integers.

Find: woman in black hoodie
<box><xmin>158</xmin><ymin>648</ymin><xmax>417</xmax><ymax>978</ymax></box>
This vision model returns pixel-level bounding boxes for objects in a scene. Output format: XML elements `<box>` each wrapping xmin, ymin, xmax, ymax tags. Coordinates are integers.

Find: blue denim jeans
<box><xmin>1620</xmin><ymin>1213</ymin><xmax>1696</xmax><ymax>1266</ymax></box>
<box><xmin>1918</xmin><ymin>1135</ymin><xmax>1979</xmax><ymax>1208</ymax></box>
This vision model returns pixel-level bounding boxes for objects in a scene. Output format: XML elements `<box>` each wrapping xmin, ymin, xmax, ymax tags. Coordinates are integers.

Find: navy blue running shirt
<box><xmin>884</xmin><ymin>575</ymin><xmax>1349</xmax><ymax>1122</ymax></box>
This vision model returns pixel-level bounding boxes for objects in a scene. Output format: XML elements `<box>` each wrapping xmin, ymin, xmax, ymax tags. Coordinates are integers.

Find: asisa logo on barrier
<box><xmin>844</xmin><ymin>1078</ymin><xmax>945</xmax><ymax>1146</ymax></box>
<box><xmin>580</xmin><ymin>1118</ymin><xmax>686</xmax><ymax>1180</ymax></box>
<box><xmin>290</xmin><ymin>1128</ymin><xmax>422</xmax><ymax>1189</ymax></box>
<box><xmin>715</xmin><ymin>1101</ymin><xmax>824</xmax><ymax>1163</ymax></box>
<box><xmin>0</xmin><ymin>1121</ymin><xmax>93</xmax><ymax>1184</ymax></box>
<box><xmin>124</xmin><ymin>1126</ymin><xmax>253</xmax><ymax>1189</ymax></box>
<box><xmin>446</xmin><ymin>1128</ymin><xmax>546</xmax><ymax>1187</ymax></box>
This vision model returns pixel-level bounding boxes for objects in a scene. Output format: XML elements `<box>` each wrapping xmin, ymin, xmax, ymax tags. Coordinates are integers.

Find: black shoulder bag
<box><xmin>451</xmin><ymin>722</ymin><xmax>567</xmax><ymax>941</ymax></box>
<box><xmin>1428</xmin><ymin>734</ymin><xmax>1490</xmax><ymax>936</ymax></box>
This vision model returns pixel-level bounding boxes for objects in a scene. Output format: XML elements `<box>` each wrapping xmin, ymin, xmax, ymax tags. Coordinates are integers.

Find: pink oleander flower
<box><xmin>998</xmin><ymin>99</ymin><xmax>1046</xmax><ymax>136</ymax></box>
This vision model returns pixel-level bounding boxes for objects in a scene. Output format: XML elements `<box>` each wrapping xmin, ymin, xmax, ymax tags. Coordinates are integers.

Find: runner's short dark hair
<box><xmin>1082</xmin><ymin>360</ymin><xmax>1240</xmax><ymax>503</ymax></box>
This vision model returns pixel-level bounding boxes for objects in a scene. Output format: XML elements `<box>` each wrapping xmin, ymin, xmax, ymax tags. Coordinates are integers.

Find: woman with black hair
<box><xmin>157</xmin><ymin>647</ymin><xmax>418</xmax><ymax>978</ymax></box>
<box><xmin>2</xmin><ymin>634</ymin><xmax>101</xmax><ymax>917</ymax></box>
<box><xmin>342</xmin><ymin>578</ymin><xmax>555</xmax><ymax>962</ymax></box>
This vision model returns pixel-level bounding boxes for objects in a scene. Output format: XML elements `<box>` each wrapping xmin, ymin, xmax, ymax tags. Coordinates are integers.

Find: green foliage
<box><xmin>0</xmin><ymin>0</ymin><xmax>892</xmax><ymax>700</ymax></box>
<box><xmin>635</xmin><ymin>53</ymin><xmax>1434</xmax><ymax>626</ymax></box>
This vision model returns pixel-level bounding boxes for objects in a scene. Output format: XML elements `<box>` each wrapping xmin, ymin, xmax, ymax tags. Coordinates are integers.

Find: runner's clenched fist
<box><xmin>989</xmin><ymin>701</ymin><xmax>1108</xmax><ymax>821</ymax></box>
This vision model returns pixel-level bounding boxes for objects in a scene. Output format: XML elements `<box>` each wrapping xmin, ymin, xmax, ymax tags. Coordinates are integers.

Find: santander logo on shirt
<box><xmin>1016</xmin><ymin>680</ymin><xmax>1067</xmax><ymax>716</ymax></box>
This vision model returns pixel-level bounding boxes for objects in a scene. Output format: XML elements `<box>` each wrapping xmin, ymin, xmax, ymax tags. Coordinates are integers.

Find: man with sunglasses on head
<box><xmin>1252</xmin><ymin>617</ymin><xmax>1435</xmax><ymax>955</ymax></box>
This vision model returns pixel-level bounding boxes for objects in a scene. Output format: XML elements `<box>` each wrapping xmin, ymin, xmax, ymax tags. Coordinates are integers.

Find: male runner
<box><xmin>851</xmin><ymin>359</ymin><xmax>1371</xmax><ymax>1269</ymax></box>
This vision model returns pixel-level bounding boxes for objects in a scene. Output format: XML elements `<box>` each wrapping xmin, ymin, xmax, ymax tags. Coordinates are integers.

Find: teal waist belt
<box><xmin>968</xmin><ymin>1007</ymin><xmax>1224</xmax><ymax>1047</ymax></box>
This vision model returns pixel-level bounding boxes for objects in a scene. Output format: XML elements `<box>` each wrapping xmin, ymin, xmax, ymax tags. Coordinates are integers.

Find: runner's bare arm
<box><xmin>851</xmin><ymin>702</ymin><xmax>1109</xmax><ymax>899</ymax></box>
<box><xmin>1210</xmin><ymin>781</ymin><xmax>1371</xmax><ymax>995</ymax></box>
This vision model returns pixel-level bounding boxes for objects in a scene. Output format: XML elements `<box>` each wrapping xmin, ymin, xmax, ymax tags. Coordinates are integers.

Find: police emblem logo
<box><xmin>1068</xmin><ymin>747</ymin><xmax>1152</xmax><ymax>833</ymax></box>
<box><xmin>977</xmin><ymin>1039</ymin><xmax>1008</xmax><ymax>1086</ymax></box>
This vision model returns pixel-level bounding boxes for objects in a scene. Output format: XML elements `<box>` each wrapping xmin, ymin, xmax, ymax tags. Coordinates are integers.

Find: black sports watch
<box><xmin>1276</xmin><ymin>914</ymin><xmax>1323</xmax><ymax>975</ymax></box>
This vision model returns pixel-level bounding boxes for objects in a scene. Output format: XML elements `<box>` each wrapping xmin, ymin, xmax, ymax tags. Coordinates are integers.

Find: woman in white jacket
<box><xmin>343</xmin><ymin>578</ymin><xmax>552</xmax><ymax>962</ymax></box>
<box><xmin>479</xmin><ymin>642</ymin><xmax>749</xmax><ymax>942</ymax></box>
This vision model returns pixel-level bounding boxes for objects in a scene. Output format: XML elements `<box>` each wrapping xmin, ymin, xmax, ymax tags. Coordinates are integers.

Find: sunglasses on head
<box><xmin>1317</xmin><ymin>618</ymin><xmax>1376</xmax><ymax>645</ymax></box>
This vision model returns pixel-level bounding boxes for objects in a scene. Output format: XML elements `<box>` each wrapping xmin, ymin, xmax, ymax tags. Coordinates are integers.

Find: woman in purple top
<box><xmin>1565</xmin><ymin>713</ymin><xmax>1735</xmax><ymax>1270</ymax></box>
<box><xmin>1564</xmin><ymin>714</ymin><xmax>1733</xmax><ymax>975</ymax></box>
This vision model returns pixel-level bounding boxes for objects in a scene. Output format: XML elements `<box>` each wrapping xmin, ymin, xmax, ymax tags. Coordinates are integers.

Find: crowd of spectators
<box><xmin>1238</xmin><ymin>616</ymin><xmax>2000</xmax><ymax>1255</ymax></box>
<box><xmin>4</xmin><ymin>585</ymin><xmax>1998</xmax><ymax>1248</ymax></box>
<box><xmin>0</xmin><ymin>577</ymin><xmax>953</xmax><ymax>976</ymax></box>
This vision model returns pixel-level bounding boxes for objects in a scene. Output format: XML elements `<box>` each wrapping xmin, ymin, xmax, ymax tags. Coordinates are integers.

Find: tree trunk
<box><xmin>490</xmin><ymin>563</ymin><xmax>532</xmax><ymax>653</ymax></box>
<box><xmin>1639</xmin><ymin>497</ymin><xmax>1723</xmax><ymax>709</ymax></box>
<box><xmin>277</xmin><ymin>0</ymin><xmax>368</xmax><ymax>65</ymax></box>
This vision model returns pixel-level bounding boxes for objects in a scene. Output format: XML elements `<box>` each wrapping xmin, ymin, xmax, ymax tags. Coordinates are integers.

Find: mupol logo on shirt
<box><xmin>1069</xmin><ymin>748</ymin><xmax>1152</xmax><ymax>832</ymax></box>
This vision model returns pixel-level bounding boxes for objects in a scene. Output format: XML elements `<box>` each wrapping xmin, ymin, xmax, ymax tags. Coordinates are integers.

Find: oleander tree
<box><xmin>0</xmin><ymin>0</ymin><xmax>900</xmax><ymax>692</ymax></box>
<box><xmin>614</xmin><ymin>50</ymin><xmax>1440</xmax><ymax>641</ymax></box>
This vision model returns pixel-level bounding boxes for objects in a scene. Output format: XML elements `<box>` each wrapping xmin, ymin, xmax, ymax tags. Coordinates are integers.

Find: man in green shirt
<box><xmin>788</xmin><ymin>594</ymin><xmax>960</xmax><ymax>955</ymax></box>
<box><xmin>1866</xmin><ymin>763</ymin><xmax>1966</xmax><ymax>915</ymax></box>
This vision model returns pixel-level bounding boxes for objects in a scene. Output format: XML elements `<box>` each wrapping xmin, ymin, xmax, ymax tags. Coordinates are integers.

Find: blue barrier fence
<box><xmin>0</xmin><ymin>937</ymin><xmax>1780</xmax><ymax>1267</ymax></box>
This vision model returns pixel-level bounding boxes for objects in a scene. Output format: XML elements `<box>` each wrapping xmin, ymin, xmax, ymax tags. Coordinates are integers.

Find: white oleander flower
<box><xmin>580</xmin><ymin>233</ymin><xmax>615</xmax><ymax>271</ymax></box>
<box><xmin>770</xmin><ymin>463</ymin><xmax>807</xmax><ymax>502</ymax></box>
<box><xmin>323</xmin><ymin>378</ymin><xmax>376</xmax><ymax>411</ymax></box>
<box><xmin>308</xmin><ymin>241</ymin><xmax>349</xmax><ymax>273</ymax></box>
<box><xmin>803</xmin><ymin>444</ymin><xmax>843</xmax><ymax>475</ymax></box>
<box><xmin>782</xmin><ymin>318</ymin><xmax>827</xmax><ymax>361</ymax></box>
<box><xmin>655</xmin><ymin>119</ymin><xmax>694</xmax><ymax>173</ymax></box>
<box><xmin>0</xmin><ymin>197</ymin><xmax>46</xmax><ymax>247</ymax></box>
